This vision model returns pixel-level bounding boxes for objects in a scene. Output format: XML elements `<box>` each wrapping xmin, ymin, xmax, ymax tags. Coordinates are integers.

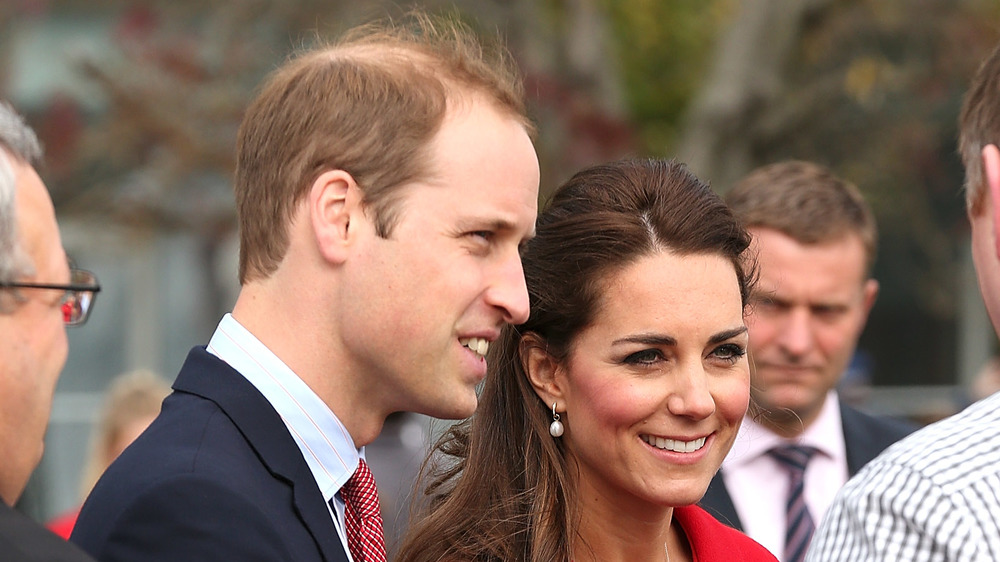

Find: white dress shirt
<box><xmin>207</xmin><ymin>313</ymin><xmax>360</xmax><ymax>561</ymax></box>
<box><xmin>721</xmin><ymin>391</ymin><xmax>850</xmax><ymax>561</ymax></box>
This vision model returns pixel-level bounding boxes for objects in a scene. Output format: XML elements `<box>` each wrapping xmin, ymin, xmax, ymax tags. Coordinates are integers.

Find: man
<box><xmin>71</xmin><ymin>12</ymin><xmax>539</xmax><ymax>562</ymax></box>
<box><xmin>700</xmin><ymin>161</ymin><xmax>915</xmax><ymax>562</ymax></box>
<box><xmin>0</xmin><ymin>100</ymin><xmax>100</xmax><ymax>561</ymax></box>
<box><xmin>807</xmin><ymin>42</ymin><xmax>1000</xmax><ymax>562</ymax></box>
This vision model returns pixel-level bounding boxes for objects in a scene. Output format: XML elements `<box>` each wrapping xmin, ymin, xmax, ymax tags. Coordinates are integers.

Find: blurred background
<box><xmin>3</xmin><ymin>0</ymin><xmax>999</xmax><ymax>551</ymax></box>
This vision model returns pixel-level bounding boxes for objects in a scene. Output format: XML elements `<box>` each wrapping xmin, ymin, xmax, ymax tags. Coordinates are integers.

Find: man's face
<box><xmin>746</xmin><ymin>227</ymin><xmax>877</xmax><ymax>435</ymax></box>
<box><xmin>0</xmin><ymin>159</ymin><xmax>69</xmax><ymax>505</ymax></box>
<box><xmin>339</xmin><ymin>96</ymin><xmax>539</xmax><ymax>420</ymax></box>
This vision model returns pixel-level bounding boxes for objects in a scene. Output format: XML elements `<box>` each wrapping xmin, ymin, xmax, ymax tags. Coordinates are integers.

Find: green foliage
<box><xmin>600</xmin><ymin>0</ymin><xmax>734</xmax><ymax>156</ymax></box>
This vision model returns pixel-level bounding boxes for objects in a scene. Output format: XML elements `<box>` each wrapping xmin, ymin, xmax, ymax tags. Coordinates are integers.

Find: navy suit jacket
<box><xmin>70</xmin><ymin>347</ymin><xmax>349</xmax><ymax>562</ymax></box>
<box><xmin>699</xmin><ymin>401</ymin><xmax>917</xmax><ymax>531</ymax></box>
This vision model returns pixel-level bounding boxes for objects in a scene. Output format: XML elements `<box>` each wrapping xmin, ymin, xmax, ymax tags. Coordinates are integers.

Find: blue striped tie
<box><xmin>769</xmin><ymin>445</ymin><xmax>818</xmax><ymax>562</ymax></box>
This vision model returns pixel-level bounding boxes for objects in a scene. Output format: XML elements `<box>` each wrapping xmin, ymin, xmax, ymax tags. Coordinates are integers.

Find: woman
<box><xmin>398</xmin><ymin>159</ymin><xmax>774</xmax><ymax>561</ymax></box>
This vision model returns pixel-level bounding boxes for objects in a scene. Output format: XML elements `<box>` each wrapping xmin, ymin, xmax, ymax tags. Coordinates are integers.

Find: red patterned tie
<box><xmin>341</xmin><ymin>459</ymin><xmax>387</xmax><ymax>562</ymax></box>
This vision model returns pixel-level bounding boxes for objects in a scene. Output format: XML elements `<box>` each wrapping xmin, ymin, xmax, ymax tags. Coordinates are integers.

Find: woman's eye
<box><xmin>712</xmin><ymin>343</ymin><xmax>747</xmax><ymax>363</ymax></box>
<box><xmin>623</xmin><ymin>349</ymin><xmax>663</xmax><ymax>365</ymax></box>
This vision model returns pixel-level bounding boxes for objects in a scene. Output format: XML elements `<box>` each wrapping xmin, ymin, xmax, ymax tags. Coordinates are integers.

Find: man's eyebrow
<box><xmin>458</xmin><ymin>217</ymin><xmax>535</xmax><ymax>237</ymax></box>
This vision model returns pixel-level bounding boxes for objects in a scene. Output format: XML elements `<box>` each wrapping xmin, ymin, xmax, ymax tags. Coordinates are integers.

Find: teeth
<box><xmin>641</xmin><ymin>435</ymin><xmax>707</xmax><ymax>453</ymax></box>
<box><xmin>460</xmin><ymin>337</ymin><xmax>489</xmax><ymax>358</ymax></box>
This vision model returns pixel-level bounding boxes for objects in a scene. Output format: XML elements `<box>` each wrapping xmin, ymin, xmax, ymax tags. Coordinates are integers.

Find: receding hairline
<box><xmin>299</xmin><ymin>42</ymin><xmax>530</xmax><ymax>126</ymax></box>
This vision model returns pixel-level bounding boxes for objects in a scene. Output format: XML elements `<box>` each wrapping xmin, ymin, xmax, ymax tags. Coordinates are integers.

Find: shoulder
<box><xmin>810</xmin><ymin>397</ymin><xmax>1000</xmax><ymax>560</ymax></box>
<box><xmin>860</xmin><ymin>394</ymin><xmax>1000</xmax><ymax>490</ymax></box>
<box><xmin>0</xmin><ymin>503</ymin><xmax>94</xmax><ymax>562</ymax></box>
<box><xmin>72</xmin><ymin>474</ymin><xmax>295</xmax><ymax>562</ymax></box>
<box><xmin>72</xmin><ymin>401</ymin><xmax>303</xmax><ymax>560</ymax></box>
<box><xmin>674</xmin><ymin>505</ymin><xmax>778</xmax><ymax>561</ymax></box>
<box><xmin>839</xmin><ymin>401</ymin><xmax>917</xmax><ymax>443</ymax></box>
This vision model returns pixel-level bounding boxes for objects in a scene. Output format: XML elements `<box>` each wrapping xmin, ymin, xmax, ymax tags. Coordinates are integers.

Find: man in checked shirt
<box><xmin>808</xmin><ymin>41</ymin><xmax>1000</xmax><ymax>562</ymax></box>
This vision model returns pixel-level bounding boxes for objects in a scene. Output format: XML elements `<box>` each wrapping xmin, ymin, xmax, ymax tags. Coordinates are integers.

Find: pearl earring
<box><xmin>549</xmin><ymin>402</ymin><xmax>564</xmax><ymax>437</ymax></box>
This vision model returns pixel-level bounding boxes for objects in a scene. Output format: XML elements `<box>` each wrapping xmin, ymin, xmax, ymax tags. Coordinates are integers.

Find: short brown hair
<box><xmin>726</xmin><ymin>160</ymin><xmax>878</xmax><ymax>275</ymax></box>
<box><xmin>235</xmin><ymin>12</ymin><xmax>531</xmax><ymax>283</ymax></box>
<box><xmin>959</xmin><ymin>42</ymin><xmax>1000</xmax><ymax>215</ymax></box>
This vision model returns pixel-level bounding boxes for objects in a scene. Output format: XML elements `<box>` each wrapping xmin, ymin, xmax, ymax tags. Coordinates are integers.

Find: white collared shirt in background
<box><xmin>720</xmin><ymin>391</ymin><xmax>849</xmax><ymax>560</ymax></box>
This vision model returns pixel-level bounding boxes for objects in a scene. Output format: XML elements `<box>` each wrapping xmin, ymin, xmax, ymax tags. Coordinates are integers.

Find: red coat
<box><xmin>46</xmin><ymin>508</ymin><xmax>79</xmax><ymax>540</ymax></box>
<box><xmin>675</xmin><ymin>504</ymin><xmax>777</xmax><ymax>561</ymax></box>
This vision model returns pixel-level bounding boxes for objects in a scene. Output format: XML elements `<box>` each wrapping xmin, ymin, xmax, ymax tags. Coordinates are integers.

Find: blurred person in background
<box><xmin>807</xmin><ymin>39</ymin><xmax>1000</xmax><ymax>562</ymax></box>
<box><xmin>46</xmin><ymin>370</ymin><xmax>169</xmax><ymax>539</ymax></box>
<box><xmin>0</xmin><ymin>99</ymin><xmax>100</xmax><ymax>561</ymax></box>
<box><xmin>700</xmin><ymin>161</ymin><xmax>916</xmax><ymax>562</ymax></box>
<box><xmin>71</xmin><ymin>10</ymin><xmax>539</xmax><ymax>562</ymax></box>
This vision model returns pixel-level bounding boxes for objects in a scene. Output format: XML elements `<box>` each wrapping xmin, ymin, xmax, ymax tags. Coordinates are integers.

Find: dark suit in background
<box><xmin>71</xmin><ymin>348</ymin><xmax>349</xmax><ymax>562</ymax></box>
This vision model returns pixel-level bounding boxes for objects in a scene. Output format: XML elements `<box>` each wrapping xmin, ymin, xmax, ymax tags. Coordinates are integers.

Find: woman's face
<box><xmin>556</xmin><ymin>251</ymin><xmax>749</xmax><ymax>512</ymax></box>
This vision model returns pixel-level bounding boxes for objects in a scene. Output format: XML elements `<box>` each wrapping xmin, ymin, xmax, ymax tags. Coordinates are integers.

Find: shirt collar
<box><xmin>207</xmin><ymin>313</ymin><xmax>361</xmax><ymax>502</ymax></box>
<box><xmin>724</xmin><ymin>390</ymin><xmax>845</xmax><ymax>468</ymax></box>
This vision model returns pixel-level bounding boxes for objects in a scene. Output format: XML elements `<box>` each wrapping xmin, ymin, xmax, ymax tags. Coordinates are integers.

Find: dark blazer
<box><xmin>700</xmin><ymin>401</ymin><xmax>917</xmax><ymax>530</ymax></box>
<box><xmin>70</xmin><ymin>347</ymin><xmax>349</xmax><ymax>562</ymax></box>
<box><xmin>0</xmin><ymin>503</ymin><xmax>95</xmax><ymax>562</ymax></box>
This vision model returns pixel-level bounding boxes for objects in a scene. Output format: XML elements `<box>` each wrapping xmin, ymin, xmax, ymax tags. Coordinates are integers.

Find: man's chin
<box><xmin>424</xmin><ymin>395</ymin><xmax>479</xmax><ymax>420</ymax></box>
<box><xmin>753</xmin><ymin>390</ymin><xmax>814</xmax><ymax>414</ymax></box>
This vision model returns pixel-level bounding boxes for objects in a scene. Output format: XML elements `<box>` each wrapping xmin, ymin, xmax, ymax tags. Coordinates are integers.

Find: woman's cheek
<box><xmin>715</xmin><ymin>372</ymin><xmax>751</xmax><ymax>424</ymax></box>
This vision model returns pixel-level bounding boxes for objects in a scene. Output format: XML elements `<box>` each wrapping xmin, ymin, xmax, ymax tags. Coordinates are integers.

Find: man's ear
<box><xmin>983</xmin><ymin>144</ymin><xmax>1000</xmax><ymax>260</ymax></box>
<box><xmin>860</xmin><ymin>278</ymin><xmax>879</xmax><ymax>321</ymax></box>
<box><xmin>310</xmin><ymin>169</ymin><xmax>362</xmax><ymax>264</ymax></box>
<box><xmin>519</xmin><ymin>332</ymin><xmax>567</xmax><ymax>411</ymax></box>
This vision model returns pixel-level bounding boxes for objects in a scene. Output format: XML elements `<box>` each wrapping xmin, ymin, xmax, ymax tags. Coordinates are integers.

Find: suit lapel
<box><xmin>839</xmin><ymin>401</ymin><xmax>917</xmax><ymax>476</ymax></box>
<box><xmin>174</xmin><ymin>347</ymin><xmax>349</xmax><ymax>562</ymax></box>
<box><xmin>840</xmin><ymin>402</ymin><xmax>869</xmax><ymax>475</ymax></box>
<box><xmin>700</xmin><ymin>472</ymin><xmax>744</xmax><ymax>531</ymax></box>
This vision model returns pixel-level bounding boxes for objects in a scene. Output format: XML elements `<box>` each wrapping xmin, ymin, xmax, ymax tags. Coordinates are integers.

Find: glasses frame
<box><xmin>0</xmin><ymin>268</ymin><xmax>101</xmax><ymax>326</ymax></box>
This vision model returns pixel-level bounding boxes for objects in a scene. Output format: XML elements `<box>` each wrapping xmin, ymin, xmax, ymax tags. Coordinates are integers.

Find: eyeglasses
<box><xmin>0</xmin><ymin>268</ymin><xmax>101</xmax><ymax>326</ymax></box>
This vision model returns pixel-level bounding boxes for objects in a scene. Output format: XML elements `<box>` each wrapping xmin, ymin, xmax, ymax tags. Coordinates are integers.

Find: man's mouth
<box><xmin>640</xmin><ymin>434</ymin><xmax>707</xmax><ymax>453</ymax></box>
<box><xmin>460</xmin><ymin>337</ymin><xmax>489</xmax><ymax>359</ymax></box>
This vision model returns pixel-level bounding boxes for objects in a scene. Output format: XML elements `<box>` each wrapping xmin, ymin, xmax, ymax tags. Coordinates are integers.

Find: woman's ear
<box><xmin>520</xmin><ymin>332</ymin><xmax>567</xmax><ymax>409</ymax></box>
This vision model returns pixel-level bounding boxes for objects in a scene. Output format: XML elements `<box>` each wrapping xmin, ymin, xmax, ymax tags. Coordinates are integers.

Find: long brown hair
<box><xmin>397</xmin><ymin>158</ymin><xmax>755</xmax><ymax>562</ymax></box>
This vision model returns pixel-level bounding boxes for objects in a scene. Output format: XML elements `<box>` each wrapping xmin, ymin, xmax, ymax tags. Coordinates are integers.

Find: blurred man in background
<box><xmin>701</xmin><ymin>161</ymin><xmax>915</xmax><ymax>562</ymax></box>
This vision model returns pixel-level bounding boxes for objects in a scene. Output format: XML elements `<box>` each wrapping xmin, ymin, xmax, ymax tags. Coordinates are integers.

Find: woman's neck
<box><xmin>571</xmin><ymin>492</ymin><xmax>691</xmax><ymax>562</ymax></box>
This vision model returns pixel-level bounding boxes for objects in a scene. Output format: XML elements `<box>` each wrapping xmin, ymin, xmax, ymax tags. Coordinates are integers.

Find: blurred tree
<box><xmin>1</xmin><ymin>0</ymin><xmax>638</xmax><ymax>326</ymax></box>
<box><xmin>662</xmin><ymin>0</ymin><xmax>1000</xmax><ymax>388</ymax></box>
<box><xmin>4</xmin><ymin>0</ymin><xmax>999</xmax><ymax>390</ymax></box>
